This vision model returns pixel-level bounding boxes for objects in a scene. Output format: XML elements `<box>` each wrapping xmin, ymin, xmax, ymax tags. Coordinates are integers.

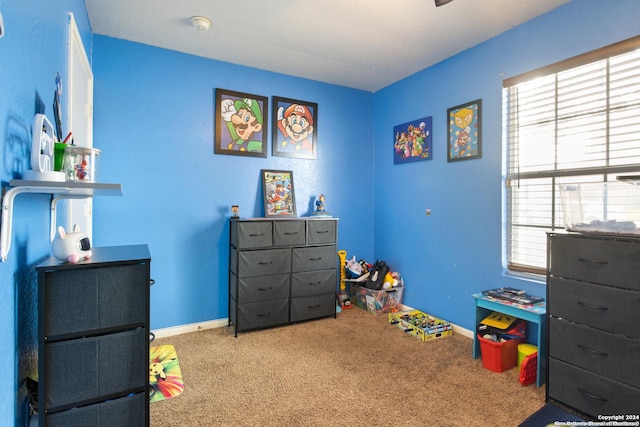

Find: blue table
<box><xmin>472</xmin><ymin>293</ymin><xmax>547</xmax><ymax>387</ymax></box>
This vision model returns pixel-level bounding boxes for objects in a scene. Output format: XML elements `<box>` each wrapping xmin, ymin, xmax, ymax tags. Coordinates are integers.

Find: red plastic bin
<box><xmin>477</xmin><ymin>334</ymin><xmax>523</xmax><ymax>372</ymax></box>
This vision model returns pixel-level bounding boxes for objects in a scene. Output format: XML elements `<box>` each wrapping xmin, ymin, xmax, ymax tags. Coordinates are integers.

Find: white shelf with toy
<box><xmin>0</xmin><ymin>179</ymin><xmax>122</xmax><ymax>262</ymax></box>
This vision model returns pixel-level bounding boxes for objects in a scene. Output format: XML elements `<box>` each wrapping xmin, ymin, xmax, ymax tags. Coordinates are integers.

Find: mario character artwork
<box><xmin>262</xmin><ymin>170</ymin><xmax>296</xmax><ymax>216</ymax></box>
<box><xmin>273</xmin><ymin>97</ymin><xmax>317</xmax><ymax>159</ymax></box>
<box><xmin>393</xmin><ymin>116</ymin><xmax>432</xmax><ymax>164</ymax></box>
<box><xmin>448</xmin><ymin>100</ymin><xmax>481</xmax><ymax>161</ymax></box>
<box><xmin>215</xmin><ymin>90</ymin><xmax>268</xmax><ymax>157</ymax></box>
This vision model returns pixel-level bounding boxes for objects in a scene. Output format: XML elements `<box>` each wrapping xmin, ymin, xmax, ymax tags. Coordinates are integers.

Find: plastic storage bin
<box><xmin>349</xmin><ymin>282</ymin><xmax>403</xmax><ymax>315</ymax></box>
<box><xmin>559</xmin><ymin>179</ymin><xmax>640</xmax><ymax>235</ymax></box>
<box><xmin>477</xmin><ymin>335</ymin><xmax>523</xmax><ymax>372</ymax></box>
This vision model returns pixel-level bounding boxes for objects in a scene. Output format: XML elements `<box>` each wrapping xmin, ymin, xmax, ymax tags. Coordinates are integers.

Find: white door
<box><xmin>67</xmin><ymin>13</ymin><xmax>94</xmax><ymax>238</ymax></box>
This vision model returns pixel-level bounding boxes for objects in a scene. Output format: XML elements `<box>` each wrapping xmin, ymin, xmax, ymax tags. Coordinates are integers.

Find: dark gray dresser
<box><xmin>229</xmin><ymin>218</ymin><xmax>338</xmax><ymax>336</ymax></box>
<box><xmin>36</xmin><ymin>245</ymin><xmax>151</xmax><ymax>427</ymax></box>
<box><xmin>547</xmin><ymin>232</ymin><xmax>640</xmax><ymax>418</ymax></box>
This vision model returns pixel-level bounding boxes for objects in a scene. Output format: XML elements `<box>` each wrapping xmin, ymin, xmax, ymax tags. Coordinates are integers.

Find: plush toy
<box><xmin>52</xmin><ymin>224</ymin><xmax>92</xmax><ymax>263</ymax></box>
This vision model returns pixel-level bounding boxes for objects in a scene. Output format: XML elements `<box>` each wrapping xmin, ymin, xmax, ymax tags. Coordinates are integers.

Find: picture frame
<box><xmin>393</xmin><ymin>116</ymin><xmax>433</xmax><ymax>164</ymax></box>
<box><xmin>214</xmin><ymin>88</ymin><xmax>268</xmax><ymax>158</ymax></box>
<box><xmin>261</xmin><ymin>169</ymin><xmax>297</xmax><ymax>217</ymax></box>
<box><xmin>272</xmin><ymin>96</ymin><xmax>317</xmax><ymax>159</ymax></box>
<box><xmin>447</xmin><ymin>99</ymin><xmax>482</xmax><ymax>162</ymax></box>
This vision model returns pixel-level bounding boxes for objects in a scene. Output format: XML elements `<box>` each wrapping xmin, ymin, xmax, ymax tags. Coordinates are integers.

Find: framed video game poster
<box><xmin>261</xmin><ymin>169</ymin><xmax>296</xmax><ymax>217</ymax></box>
<box><xmin>393</xmin><ymin>116</ymin><xmax>432</xmax><ymax>164</ymax></box>
<box><xmin>272</xmin><ymin>96</ymin><xmax>317</xmax><ymax>159</ymax></box>
<box><xmin>214</xmin><ymin>88</ymin><xmax>268</xmax><ymax>158</ymax></box>
<box><xmin>447</xmin><ymin>99</ymin><xmax>482</xmax><ymax>162</ymax></box>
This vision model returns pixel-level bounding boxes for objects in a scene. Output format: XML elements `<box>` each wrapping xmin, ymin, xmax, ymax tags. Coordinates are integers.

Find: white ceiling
<box><xmin>85</xmin><ymin>0</ymin><xmax>571</xmax><ymax>92</ymax></box>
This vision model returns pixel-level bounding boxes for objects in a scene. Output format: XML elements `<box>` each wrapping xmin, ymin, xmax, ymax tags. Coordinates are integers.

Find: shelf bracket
<box><xmin>1</xmin><ymin>185</ymin><xmax>71</xmax><ymax>262</ymax></box>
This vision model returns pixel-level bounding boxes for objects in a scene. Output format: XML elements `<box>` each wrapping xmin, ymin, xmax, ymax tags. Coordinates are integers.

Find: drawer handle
<box><xmin>577</xmin><ymin>387</ymin><xmax>608</xmax><ymax>403</ymax></box>
<box><xmin>257</xmin><ymin>286</ymin><xmax>273</xmax><ymax>291</ymax></box>
<box><xmin>308</xmin><ymin>281</ymin><xmax>322</xmax><ymax>285</ymax></box>
<box><xmin>249</xmin><ymin>233</ymin><xmax>265</xmax><ymax>237</ymax></box>
<box><xmin>257</xmin><ymin>312</ymin><xmax>272</xmax><ymax>317</ymax></box>
<box><xmin>309</xmin><ymin>257</ymin><xmax>323</xmax><ymax>261</ymax></box>
<box><xmin>577</xmin><ymin>344</ymin><xmax>608</xmax><ymax>357</ymax></box>
<box><xmin>308</xmin><ymin>304</ymin><xmax>321</xmax><ymax>309</ymax></box>
<box><xmin>577</xmin><ymin>301</ymin><xmax>608</xmax><ymax>311</ymax></box>
<box><xmin>315</xmin><ymin>230</ymin><xmax>329</xmax><ymax>234</ymax></box>
<box><xmin>578</xmin><ymin>257</ymin><xmax>609</xmax><ymax>265</ymax></box>
<box><xmin>284</xmin><ymin>232</ymin><xmax>298</xmax><ymax>235</ymax></box>
<box><xmin>150</xmin><ymin>279</ymin><xmax>156</xmax><ymax>287</ymax></box>
<box><xmin>258</xmin><ymin>261</ymin><xmax>273</xmax><ymax>265</ymax></box>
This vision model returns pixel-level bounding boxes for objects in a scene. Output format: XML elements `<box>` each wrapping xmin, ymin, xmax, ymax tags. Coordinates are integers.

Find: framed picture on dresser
<box><xmin>261</xmin><ymin>169</ymin><xmax>297</xmax><ymax>217</ymax></box>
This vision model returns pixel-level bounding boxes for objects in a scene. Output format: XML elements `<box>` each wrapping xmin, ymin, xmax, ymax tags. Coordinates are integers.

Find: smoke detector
<box><xmin>190</xmin><ymin>16</ymin><xmax>211</xmax><ymax>31</ymax></box>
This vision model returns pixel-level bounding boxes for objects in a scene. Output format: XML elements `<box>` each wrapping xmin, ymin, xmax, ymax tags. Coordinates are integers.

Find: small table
<box><xmin>472</xmin><ymin>293</ymin><xmax>547</xmax><ymax>387</ymax></box>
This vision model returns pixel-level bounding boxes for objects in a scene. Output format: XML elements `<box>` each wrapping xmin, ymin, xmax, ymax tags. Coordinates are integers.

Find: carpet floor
<box><xmin>150</xmin><ymin>306</ymin><xmax>546</xmax><ymax>426</ymax></box>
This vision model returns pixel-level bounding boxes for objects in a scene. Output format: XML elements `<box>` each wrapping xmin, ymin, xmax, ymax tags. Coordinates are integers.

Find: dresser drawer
<box><xmin>549</xmin><ymin>234</ymin><xmax>640</xmax><ymax>290</ymax></box>
<box><xmin>44</xmin><ymin>328</ymin><xmax>147</xmax><ymax>410</ymax></box>
<box><xmin>549</xmin><ymin>276</ymin><xmax>640</xmax><ymax>338</ymax></box>
<box><xmin>232</xmin><ymin>299</ymin><xmax>289</xmax><ymax>332</ymax></box>
<box><xmin>549</xmin><ymin>317</ymin><xmax>640</xmax><ymax>387</ymax></box>
<box><xmin>43</xmin><ymin>264</ymin><xmax>147</xmax><ymax>338</ymax></box>
<box><xmin>292</xmin><ymin>245</ymin><xmax>336</xmax><ymax>272</ymax></box>
<box><xmin>274</xmin><ymin>220</ymin><xmax>306</xmax><ymax>246</ymax></box>
<box><xmin>548</xmin><ymin>358</ymin><xmax>640</xmax><ymax>418</ymax></box>
<box><xmin>230</xmin><ymin>273</ymin><xmax>290</xmax><ymax>303</ymax></box>
<box><xmin>308</xmin><ymin>220</ymin><xmax>337</xmax><ymax>245</ymax></box>
<box><xmin>46</xmin><ymin>392</ymin><xmax>147</xmax><ymax>427</ymax></box>
<box><xmin>231</xmin><ymin>221</ymin><xmax>273</xmax><ymax>249</ymax></box>
<box><xmin>291</xmin><ymin>293</ymin><xmax>335</xmax><ymax>322</ymax></box>
<box><xmin>291</xmin><ymin>269</ymin><xmax>337</xmax><ymax>297</ymax></box>
<box><xmin>231</xmin><ymin>248</ymin><xmax>291</xmax><ymax>277</ymax></box>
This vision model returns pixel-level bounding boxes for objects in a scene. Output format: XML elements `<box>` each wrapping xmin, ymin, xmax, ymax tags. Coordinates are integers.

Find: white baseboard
<box><xmin>149</xmin><ymin>306</ymin><xmax>474</xmax><ymax>341</ymax></box>
<box><xmin>151</xmin><ymin>318</ymin><xmax>228</xmax><ymax>340</ymax></box>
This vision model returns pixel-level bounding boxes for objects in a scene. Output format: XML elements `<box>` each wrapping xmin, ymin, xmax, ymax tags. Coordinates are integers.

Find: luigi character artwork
<box><xmin>215</xmin><ymin>89</ymin><xmax>268</xmax><ymax>157</ymax></box>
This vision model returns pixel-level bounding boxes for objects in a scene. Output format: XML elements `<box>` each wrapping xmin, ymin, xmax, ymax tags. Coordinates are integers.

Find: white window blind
<box><xmin>504</xmin><ymin>36</ymin><xmax>640</xmax><ymax>275</ymax></box>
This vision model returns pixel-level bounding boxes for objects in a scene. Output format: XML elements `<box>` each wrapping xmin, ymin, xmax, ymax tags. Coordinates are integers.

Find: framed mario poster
<box><xmin>214</xmin><ymin>88</ymin><xmax>268</xmax><ymax>158</ymax></box>
<box><xmin>272</xmin><ymin>96</ymin><xmax>318</xmax><ymax>159</ymax></box>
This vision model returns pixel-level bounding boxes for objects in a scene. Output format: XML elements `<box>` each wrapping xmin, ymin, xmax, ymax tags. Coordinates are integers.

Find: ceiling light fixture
<box><xmin>190</xmin><ymin>16</ymin><xmax>211</xmax><ymax>31</ymax></box>
<box><xmin>434</xmin><ymin>0</ymin><xmax>454</xmax><ymax>6</ymax></box>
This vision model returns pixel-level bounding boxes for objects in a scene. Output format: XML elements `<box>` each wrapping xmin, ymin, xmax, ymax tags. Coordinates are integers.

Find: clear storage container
<box><xmin>559</xmin><ymin>177</ymin><xmax>640</xmax><ymax>235</ymax></box>
<box><xmin>64</xmin><ymin>146</ymin><xmax>100</xmax><ymax>182</ymax></box>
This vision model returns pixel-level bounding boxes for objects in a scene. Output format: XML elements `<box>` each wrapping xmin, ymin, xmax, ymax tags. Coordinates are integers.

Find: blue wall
<box><xmin>372</xmin><ymin>0</ymin><xmax>640</xmax><ymax>327</ymax></box>
<box><xmin>0</xmin><ymin>1</ymin><xmax>91</xmax><ymax>424</ymax></box>
<box><xmin>90</xmin><ymin>37</ymin><xmax>375</xmax><ymax>330</ymax></box>
<box><xmin>2</xmin><ymin>0</ymin><xmax>640</xmax><ymax>424</ymax></box>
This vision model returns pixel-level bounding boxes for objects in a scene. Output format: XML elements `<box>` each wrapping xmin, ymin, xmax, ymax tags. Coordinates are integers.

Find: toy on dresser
<box><xmin>51</xmin><ymin>225</ymin><xmax>92</xmax><ymax>263</ymax></box>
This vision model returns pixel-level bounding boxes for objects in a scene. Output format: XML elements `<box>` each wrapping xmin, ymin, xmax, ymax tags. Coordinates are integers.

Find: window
<box><xmin>504</xmin><ymin>36</ymin><xmax>640</xmax><ymax>275</ymax></box>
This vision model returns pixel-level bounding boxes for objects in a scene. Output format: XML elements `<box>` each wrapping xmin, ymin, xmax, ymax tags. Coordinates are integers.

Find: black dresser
<box><xmin>229</xmin><ymin>218</ymin><xmax>338</xmax><ymax>336</ymax></box>
<box><xmin>547</xmin><ymin>232</ymin><xmax>640</xmax><ymax>418</ymax></box>
<box><xmin>36</xmin><ymin>245</ymin><xmax>151</xmax><ymax>427</ymax></box>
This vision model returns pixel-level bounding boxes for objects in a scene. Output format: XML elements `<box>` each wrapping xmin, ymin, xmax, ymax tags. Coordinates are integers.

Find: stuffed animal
<box><xmin>51</xmin><ymin>225</ymin><xmax>92</xmax><ymax>263</ymax></box>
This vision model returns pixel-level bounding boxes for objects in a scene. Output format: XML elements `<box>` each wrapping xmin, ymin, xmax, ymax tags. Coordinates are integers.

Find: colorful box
<box><xmin>349</xmin><ymin>283</ymin><xmax>404</xmax><ymax>315</ymax></box>
<box><xmin>388</xmin><ymin>310</ymin><xmax>453</xmax><ymax>342</ymax></box>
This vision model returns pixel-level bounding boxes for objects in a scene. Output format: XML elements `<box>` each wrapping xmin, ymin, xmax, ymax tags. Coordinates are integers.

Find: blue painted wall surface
<box><xmin>2</xmin><ymin>0</ymin><xmax>640</xmax><ymax>425</ymax></box>
<box><xmin>90</xmin><ymin>37</ymin><xmax>375</xmax><ymax>330</ymax></box>
<box><xmin>372</xmin><ymin>0</ymin><xmax>640</xmax><ymax>330</ymax></box>
<box><xmin>0</xmin><ymin>1</ymin><xmax>91</xmax><ymax>424</ymax></box>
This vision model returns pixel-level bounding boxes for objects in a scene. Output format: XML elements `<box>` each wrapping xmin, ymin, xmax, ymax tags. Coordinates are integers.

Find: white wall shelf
<box><xmin>1</xmin><ymin>179</ymin><xmax>122</xmax><ymax>262</ymax></box>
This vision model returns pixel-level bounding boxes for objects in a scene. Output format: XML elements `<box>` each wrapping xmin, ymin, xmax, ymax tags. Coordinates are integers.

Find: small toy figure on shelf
<box><xmin>310</xmin><ymin>194</ymin><xmax>332</xmax><ymax>217</ymax></box>
<box><xmin>231</xmin><ymin>205</ymin><xmax>239</xmax><ymax>217</ymax></box>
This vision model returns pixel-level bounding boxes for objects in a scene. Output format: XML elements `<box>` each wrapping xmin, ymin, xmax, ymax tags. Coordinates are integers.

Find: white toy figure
<box><xmin>52</xmin><ymin>225</ymin><xmax>92</xmax><ymax>263</ymax></box>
